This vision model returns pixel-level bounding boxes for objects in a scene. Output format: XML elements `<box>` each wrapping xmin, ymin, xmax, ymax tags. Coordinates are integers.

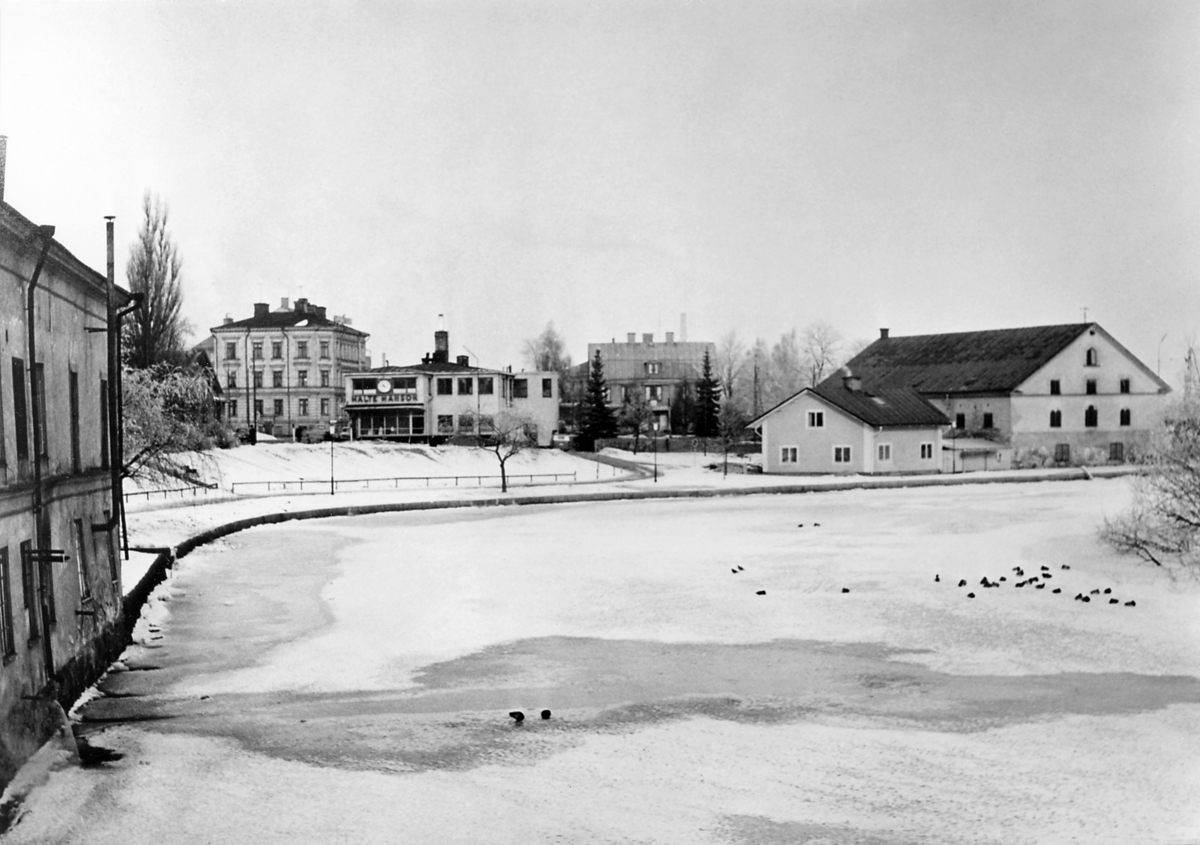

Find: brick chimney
<box><xmin>666</xmin><ymin>332</ymin><xmax>674</xmax><ymax>343</ymax></box>
<box><xmin>295</xmin><ymin>298</ymin><xmax>309</xmax><ymax>314</ymax></box>
<box><xmin>456</xmin><ymin>355</ymin><xmax>469</xmax><ymax>366</ymax></box>
<box><xmin>880</xmin><ymin>328</ymin><xmax>890</xmax><ymax>339</ymax></box>
<box><xmin>433</xmin><ymin>330</ymin><xmax>449</xmax><ymax>363</ymax></box>
<box><xmin>627</xmin><ymin>332</ymin><xmax>636</xmax><ymax>343</ymax></box>
<box><xmin>280</xmin><ymin>297</ymin><xmax>289</xmax><ymax>310</ymax></box>
<box><xmin>315</xmin><ymin>306</ymin><xmax>327</xmax><ymax>319</ymax></box>
<box><xmin>642</xmin><ymin>333</ymin><xmax>653</xmax><ymax>344</ymax></box>
<box><xmin>254</xmin><ymin>302</ymin><xmax>269</xmax><ymax>317</ymax></box>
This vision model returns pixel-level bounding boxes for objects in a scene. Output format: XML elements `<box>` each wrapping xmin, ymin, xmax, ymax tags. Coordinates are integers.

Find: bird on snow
<box><xmin>1053</xmin><ymin>588</ymin><xmax>1062</xmax><ymax>594</ymax></box>
<box><xmin>509</xmin><ymin>711</ymin><xmax>525</xmax><ymax>723</ymax></box>
<box><xmin>1109</xmin><ymin>598</ymin><xmax>1119</xmax><ymax>604</ymax></box>
<box><xmin>958</xmin><ymin>579</ymin><xmax>967</xmax><ymax>587</ymax></box>
<box><xmin>1090</xmin><ymin>589</ymin><xmax>1101</xmax><ymax>595</ymax></box>
<box><xmin>841</xmin><ymin>587</ymin><xmax>850</xmax><ymax>593</ymax></box>
<box><xmin>1036</xmin><ymin>583</ymin><xmax>1046</xmax><ymax>590</ymax></box>
<box><xmin>731</xmin><ymin>568</ymin><xmax>739</xmax><ymax>574</ymax></box>
<box><xmin>1125</xmin><ymin>601</ymin><xmax>1136</xmax><ymax>607</ymax></box>
<box><xmin>797</xmin><ymin>524</ymin><xmax>804</xmax><ymax>528</ymax></box>
<box><xmin>999</xmin><ymin>576</ymin><xmax>1007</xmax><ymax>582</ymax></box>
<box><xmin>1042</xmin><ymin>573</ymin><xmax>1052</xmax><ymax>579</ymax></box>
<box><xmin>967</xmin><ymin>592</ymin><xmax>976</xmax><ymax>598</ymax></box>
<box><xmin>980</xmin><ymin>577</ymin><xmax>991</xmax><ymax>587</ymax></box>
<box><xmin>1040</xmin><ymin>566</ymin><xmax>1050</xmax><ymax>572</ymax></box>
<box><xmin>1015</xmin><ymin>581</ymin><xmax>1026</xmax><ymax>588</ymax></box>
<box><xmin>935</xmin><ymin>574</ymin><xmax>940</xmax><ymax>583</ymax></box>
<box><xmin>1074</xmin><ymin>593</ymin><xmax>1083</xmax><ymax>601</ymax></box>
<box><xmin>814</xmin><ymin>523</ymin><xmax>821</xmax><ymax>527</ymax></box>
<box><xmin>756</xmin><ymin>590</ymin><xmax>766</xmax><ymax>596</ymax></box>
<box><xmin>737</xmin><ymin>565</ymin><xmax>744</xmax><ymax>571</ymax></box>
<box><xmin>1083</xmin><ymin>596</ymin><xmax>1091</xmax><ymax>603</ymax></box>
<box><xmin>1061</xmin><ymin>564</ymin><xmax>1071</xmax><ymax>570</ymax></box>
<box><xmin>1103</xmin><ymin>588</ymin><xmax>1112</xmax><ymax>595</ymax></box>
<box><xmin>541</xmin><ymin>710</ymin><xmax>552</xmax><ymax>720</ymax></box>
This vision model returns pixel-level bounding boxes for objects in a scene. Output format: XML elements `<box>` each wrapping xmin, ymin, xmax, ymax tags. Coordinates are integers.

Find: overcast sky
<box><xmin>2</xmin><ymin>1</ymin><xmax>1197</xmax><ymax>381</ymax></box>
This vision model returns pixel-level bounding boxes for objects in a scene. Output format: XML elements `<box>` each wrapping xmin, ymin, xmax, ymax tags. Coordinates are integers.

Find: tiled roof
<box><xmin>840</xmin><ymin>324</ymin><xmax>1092</xmax><ymax>394</ymax></box>
<box><xmin>213</xmin><ymin>311</ymin><xmax>368</xmax><ymax>336</ymax></box>
<box><xmin>810</xmin><ymin>383</ymin><xmax>949</xmax><ymax>427</ymax></box>
<box><xmin>370</xmin><ymin>362</ymin><xmax>485</xmax><ymax>374</ymax></box>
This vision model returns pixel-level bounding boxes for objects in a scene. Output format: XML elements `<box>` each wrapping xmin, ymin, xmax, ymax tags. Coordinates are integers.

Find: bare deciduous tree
<box><xmin>468</xmin><ymin>410</ymin><xmax>539</xmax><ymax>493</ymax></box>
<box><xmin>801</xmin><ymin>320</ymin><xmax>842</xmax><ymax>387</ymax></box>
<box><xmin>124</xmin><ymin>192</ymin><xmax>192</xmax><ymax>369</ymax></box>
<box><xmin>617</xmin><ymin>383</ymin><xmax>653</xmax><ymax>454</ymax></box>
<box><xmin>716</xmin><ymin>331</ymin><xmax>747</xmax><ymax>400</ymax></box>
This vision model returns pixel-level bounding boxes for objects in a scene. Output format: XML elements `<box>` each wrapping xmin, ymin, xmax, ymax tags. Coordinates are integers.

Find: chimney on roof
<box><xmin>0</xmin><ymin>135</ymin><xmax>6</xmax><ymax>204</ymax></box>
<box><xmin>880</xmin><ymin>328</ymin><xmax>889</xmax><ymax>339</ymax></box>
<box><xmin>456</xmin><ymin>355</ymin><xmax>469</xmax><ymax>366</ymax></box>
<box><xmin>223</xmin><ymin>314</ymin><xmax>233</xmax><ymax>325</ymax></box>
<box><xmin>315</xmin><ymin>306</ymin><xmax>326</xmax><ymax>319</ymax></box>
<box><xmin>280</xmin><ymin>297</ymin><xmax>289</xmax><ymax>310</ymax></box>
<box><xmin>433</xmin><ymin>329</ymin><xmax>449</xmax><ymax>363</ymax></box>
<box><xmin>666</xmin><ymin>331</ymin><xmax>674</xmax><ymax>343</ymax></box>
<box><xmin>627</xmin><ymin>332</ymin><xmax>636</xmax><ymax>343</ymax></box>
<box><xmin>295</xmin><ymin>298</ymin><xmax>309</xmax><ymax>314</ymax></box>
<box><xmin>840</xmin><ymin>366</ymin><xmax>861</xmax><ymax>392</ymax></box>
<box><xmin>643</xmin><ymin>333</ymin><xmax>653</xmax><ymax>344</ymax></box>
<box><xmin>254</xmin><ymin>302</ymin><xmax>269</xmax><ymax>317</ymax></box>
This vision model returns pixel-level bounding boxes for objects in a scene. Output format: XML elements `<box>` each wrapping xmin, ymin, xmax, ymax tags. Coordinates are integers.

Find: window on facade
<box><xmin>1054</xmin><ymin>443</ymin><xmax>1071</xmax><ymax>464</ymax></box>
<box><xmin>253</xmin><ymin>371</ymin><xmax>263</xmax><ymax>389</ymax></box>
<box><xmin>514</xmin><ymin>379</ymin><xmax>528</xmax><ymax>399</ymax></box>
<box><xmin>645</xmin><ymin>362</ymin><xmax>661</xmax><ymax>375</ymax></box>
<box><xmin>807</xmin><ymin>411</ymin><xmax>824</xmax><ymax>428</ymax></box>
<box><xmin>320</xmin><ymin>370</ymin><xmax>329</xmax><ymax>387</ymax></box>
<box><xmin>458</xmin><ymin>415</ymin><xmax>474</xmax><ymax>433</ymax></box>
<box><xmin>252</xmin><ymin>342</ymin><xmax>263</xmax><ymax>360</ymax></box>
<box><xmin>298</xmin><ymin>370</ymin><xmax>308</xmax><ymax>388</ymax></box>
<box><xmin>920</xmin><ymin>443</ymin><xmax>934</xmax><ymax>460</ymax></box>
<box><xmin>437</xmin><ymin>415</ymin><xmax>454</xmax><ymax>434</ymax></box>
<box><xmin>877</xmin><ymin>443</ymin><xmax>892</xmax><ymax>461</ymax></box>
<box><xmin>1110</xmin><ymin>442</ymin><xmax>1125</xmax><ymax>463</ymax></box>
<box><xmin>225</xmin><ymin>342</ymin><xmax>238</xmax><ymax>360</ymax></box>
<box><xmin>273</xmin><ymin>399</ymin><xmax>284</xmax><ymax>416</ymax></box>
<box><xmin>229</xmin><ymin>399</ymin><xmax>238</xmax><ymax>420</ymax></box>
<box><xmin>479</xmin><ymin>377</ymin><xmax>494</xmax><ymax>395</ymax></box>
<box><xmin>1050</xmin><ymin>380</ymin><xmax>1060</xmax><ymax>395</ymax></box>
<box><xmin>834</xmin><ymin>446</ymin><xmax>852</xmax><ymax>463</ymax></box>
<box><xmin>271</xmin><ymin>342</ymin><xmax>282</xmax><ymax>360</ymax></box>
<box><xmin>1085</xmin><ymin>405</ymin><xmax>1098</xmax><ymax>427</ymax></box>
<box><xmin>0</xmin><ymin>548</ymin><xmax>14</xmax><ymax>657</ymax></box>
<box><xmin>298</xmin><ymin>398</ymin><xmax>308</xmax><ymax>416</ymax></box>
<box><xmin>479</xmin><ymin>415</ymin><xmax>495</xmax><ymax>434</ymax></box>
<box><xmin>296</xmin><ymin>341</ymin><xmax>308</xmax><ymax>359</ymax></box>
<box><xmin>320</xmin><ymin>341</ymin><xmax>330</xmax><ymax>359</ymax></box>
<box><xmin>254</xmin><ymin>399</ymin><xmax>264</xmax><ymax>417</ymax></box>
<box><xmin>227</xmin><ymin>371</ymin><xmax>237</xmax><ymax>389</ymax></box>
<box><xmin>320</xmin><ymin>398</ymin><xmax>329</xmax><ymax>416</ymax></box>
<box><xmin>1049</xmin><ymin>410</ymin><xmax>1062</xmax><ymax>428</ymax></box>
<box><xmin>69</xmin><ymin>370</ymin><xmax>81</xmax><ymax>473</ymax></box>
<box><xmin>437</xmin><ymin>378</ymin><xmax>453</xmax><ymax>395</ymax></box>
<box><xmin>272</xmin><ymin>371</ymin><xmax>284</xmax><ymax>388</ymax></box>
<box><xmin>955</xmin><ymin>413</ymin><xmax>965</xmax><ymax>429</ymax></box>
<box><xmin>543</xmin><ymin>378</ymin><xmax>553</xmax><ymax>398</ymax></box>
<box><xmin>1086</xmin><ymin>379</ymin><xmax>1097</xmax><ymax>395</ymax></box>
<box><xmin>646</xmin><ymin>385</ymin><xmax>663</xmax><ymax>401</ymax></box>
<box><xmin>99</xmin><ymin>379</ymin><xmax>109</xmax><ymax>469</ymax></box>
<box><xmin>781</xmin><ymin>446</ymin><xmax>797</xmax><ymax>463</ymax></box>
<box><xmin>11</xmin><ymin>358</ymin><xmax>28</xmax><ymax>462</ymax></box>
<box><xmin>20</xmin><ymin>539</ymin><xmax>38</xmax><ymax>642</ymax></box>
<box><xmin>982</xmin><ymin>412</ymin><xmax>994</xmax><ymax>429</ymax></box>
<box><xmin>1120</xmin><ymin>408</ymin><xmax>1131</xmax><ymax>426</ymax></box>
<box><xmin>1086</xmin><ymin>348</ymin><xmax>1098</xmax><ymax>366</ymax></box>
<box><xmin>1120</xmin><ymin>378</ymin><xmax>1130</xmax><ymax>394</ymax></box>
<box><xmin>458</xmin><ymin>378</ymin><xmax>473</xmax><ymax>395</ymax></box>
<box><xmin>74</xmin><ymin>519</ymin><xmax>92</xmax><ymax>601</ymax></box>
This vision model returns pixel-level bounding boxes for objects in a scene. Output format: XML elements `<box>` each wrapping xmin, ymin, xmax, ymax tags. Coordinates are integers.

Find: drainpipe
<box><xmin>113</xmin><ymin>292</ymin><xmax>143</xmax><ymax>559</ymax></box>
<box><xmin>25</xmin><ymin>224</ymin><xmax>55</xmax><ymax>680</ymax></box>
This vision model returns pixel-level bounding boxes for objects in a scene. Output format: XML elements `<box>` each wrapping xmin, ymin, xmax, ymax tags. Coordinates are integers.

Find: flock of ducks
<box><xmin>939</xmin><ymin>564</ymin><xmax>1135</xmax><ymax>606</ymax></box>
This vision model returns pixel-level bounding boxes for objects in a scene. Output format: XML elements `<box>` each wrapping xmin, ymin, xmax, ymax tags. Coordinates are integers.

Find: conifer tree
<box><xmin>581</xmin><ymin>349</ymin><xmax>617</xmax><ymax>447</ymax></box>
<box><xmin>696</xmin><ymin>349</ymin><xmax>720</xmax><ymax>440</ymax></box>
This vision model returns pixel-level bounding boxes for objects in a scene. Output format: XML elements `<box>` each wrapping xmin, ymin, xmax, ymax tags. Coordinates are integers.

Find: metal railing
<box><xmin>123</xmin><ymin>484</ymin><xmax>221</xmax><ymax>502</ymax></box>
<box><xmin>230</xmin><ymin>471</ymin><xmax>577</xmax><ymax>495</ymax></box>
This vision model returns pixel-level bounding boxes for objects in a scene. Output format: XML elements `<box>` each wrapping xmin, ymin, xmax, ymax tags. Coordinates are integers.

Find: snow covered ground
<box><xmin>4</xmin><ymin>467</ymin><xmax>1200</xmax><ymax>844</ymax></box>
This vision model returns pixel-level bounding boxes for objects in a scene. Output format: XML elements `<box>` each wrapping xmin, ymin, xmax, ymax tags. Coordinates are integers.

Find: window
<box><xmin>298</xmin><ymin>398</ymin><xmax>309</xmax><ymax>416</ymax></box>
<box><xmin>252</xmin><ymin>342</ymin><xmax>263</xmax><ymax>360</ymax></box>
<box><xmin>920</xmin><ymin>443</ymin><xmax>934</xmax><ymax>460</ymax></box>
<box><xmin>254</xmin><ymin>399</ymin><xmax>264</xmax><ymax>417</ymax></box>
<box><xmin>1120</xmin><ymin>408</ymin><xmax>1131</xmax><ymax>426</ymax></box>
<box><xmin>272</xmin><ymin>370</ymin><xmax>284</xmax><ymax>388</ymax></box>
<box><xmin>1085</xmin><ymin>406</ymin><xmax>1098</xmax><ymax>427</ymax></box>
<box><xmin>11</xmin><ymin>359</ymin><xmax>28</xmax><ymax>462</ymax></box>
<box><xmin>1049</xmin><ymin>410</ymin><xmax>1062</xmax><ymax>428</ymax></box>
<box><xmin>982</xmin><ymin>412</ymin><xmax>994</xmax><ymax>429</ymax></box>
<box><xmin>1086</xmin><ymin>379</ymin><xmax>1097</xmax><ymax>395</ymax></box>
<box><xmin>437</xmin><ymin>415</ymin><xmax>454</xmax><ymax>434</ymax></box>
<box><xmin>271</xmin><ymin>342</ymin><xmax>282</xmax><ymax>360</ymax></box>
<box><xmin>253</xmin><ymin>371</ymin><xmax>263</xmax><ymax>389</ymax></box>
<box><xmin>514</xmin><ymin>379</ymin><xmax>528</xmax><ymax>399</ymax></box>
<box><xmin>74</xmin><ymin>519</ymin><xmax>91</xmax><ymax>601</ymax></box>
<box><xmin>479</xmin><ymin>377</ymin><xmax>494</xmax><ymax>395</ymax></box>
<box><xmin>297</xmin><ymin>370</ymin><xmax>308</xmax><ymax>388</ymax></box>
<box><xmin>20</xmin><ymin>540</ymin><xmax>38</xmax><ymax>642</ymax></box>
<box><xmin>1120</xmin><ymin>379</ymin><xmax>1130</xmax><ymax>394</ymax></box>
<box><xmin>1050</xmin><ymin>380</ymin><xmax>1060</xmax><ymax>395</ymax></box>
<box><xmin>807</xmin><ymin>411</ymin><xmax>824</xmax><ymax>428</ymax></box>
<box><xmin>320</xmin><ymin>398</ymin><xmax>329</xmax><ymax>416</ymax></box>
<box><xmin>227</xmin><ymin>371</ymin><xmax>237</xmax><ymax>389</ymax></box>
<box><xmin>273</xmin><ymin>399</ymin><xmax>284</xmax><ymax>416</ymax></box>
<box><xmin>478</xmin><ymin>415</ymin><xmax>495</xmax><ymax>434</ymax></box>
<box><xmin>955</xmin><ymin>413</ymin><xmax>965</xmax><ymax>430</ymax></box>
<box><xmin>543</xmin><ymin>378</ymin><xmax>553</xmax><ymax>398</ymax></box>
<box><xmin>0</xmin><ymin>548</ymin><xmax>14</xmax><ymax>657</ymax></box>
<box><xmin>437</xmin><ymin>378</ymin><xmax>453</xmax><ymax>396</ymax></box>
<box><xmin>780</xmin><ymin>446</ymin><xmax>798</xmax><ymax>464</ymax></box>
<box><xmin>296</xmin><ymin>341</ymin><xmax>308</xmax><ymax>359</ymax></box>
<box><xmin>458</xmin><ymin>415</ymin><xmax>474</xmax><ymax>433</ymax></box>
<box><xmin>877</xmin><ymin>443</ymin><xmax>892</xmax><ymax>461</ymax></box>
<box><xmin>225</xmin><ymin>342</ymin><xmax>238</xmax><ymax>360</ymax></box>
<box><xmin>646</xmin><ymin>385</ymin><xmax>663</xmax><ymax>401</ymax></box>
<box><xmin>458</xmin><ymin>378</ymin><xmax>473</xmax><ymax>395</ymax></box>
<box><xmin>99</xmin><ymin>379</ymin><xmax>109</xmax><ymax>469</ymax></box>
<box><xmin>69</xmin><ymin>370</ymin><xmax>81</xmax><ymax>472</ymax></box>
<box><xmin>834</xmin><ymin>446</ymin><xmax>852</xmax><ymax>464</ymax></box>
<box><xmin>645</xmin><ymin>362</ymin><xmax>661</xmax><ymax>375</ymax></box>
<box><xmin>1054</xmin><ymin>443</ymin><xmax>1071</xmax><ymax>464</ymax></box>
<box><xmin>229</xmin><ymin>399</ymin><xmax>238</xmax><ymax>419</ymax></box>
<box><xmin>1086</xmin><ymin>348</ymin><xmax>1098</xmax><ymax>366</ymax></box>
<box><xmin>320</xmin><ymin>341</ymin><xmax>330</xmax><ymax>359</ymax></box>
<box><xmin>320</xmin><ymin>370</ymin><xmax>329</xmax><ymax>387</ymax></box>
<box><xmin>1110</xmin><ymin>442</ymin><xmax>1125</xmax><ymax>463</ymax></box>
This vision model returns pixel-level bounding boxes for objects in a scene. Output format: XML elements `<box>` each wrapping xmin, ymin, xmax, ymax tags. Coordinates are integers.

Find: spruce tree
<box><xmin>581</xmin><ymin>349</ymin><xmax>617</xmax><ymax>447</ymax></box>
<box><xmin>696</xmin><ymin>349</ymin><xmax>720</xmax><ymax>440</ymax></box>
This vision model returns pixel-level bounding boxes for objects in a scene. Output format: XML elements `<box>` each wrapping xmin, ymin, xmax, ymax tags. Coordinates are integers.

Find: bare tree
<box><xmin>617</xmin><ymin>383</ymin><xmax>653</xmax><ymax>454</ymax></box>
<box><xmin>469</xmin><ymin>410</ymin><xmax>539</xmax><ymax>493</ymax></box>
<box><xmin>769</xmin><ymin>329</ymin><xmax>804</xmax><ymax>407</ymax></box>
<box><xmin>716</xmin><ymin>331</ymin><xmax>747</xmax><ymax>400</ymax></box>
<box><xmin>801</xmin><ymin>320</ymin><xmax>842</xmax><ymax>387</ymax></box>
<box><xmin>124</xmin><ymin>192</ymin><xmax>192</xmax><ymax>369</ymax></box>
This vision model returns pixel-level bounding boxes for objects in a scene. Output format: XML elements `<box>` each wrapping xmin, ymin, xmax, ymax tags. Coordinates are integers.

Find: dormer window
<box><xmin>1085</xmin><ymin>348</ymin><xmax>1098</xmax><ymax>367</ymax></box>
<box><xmin>645</xmin><ymin>362</ymin><xmax>661</xmax><ymax>375</ymax></box>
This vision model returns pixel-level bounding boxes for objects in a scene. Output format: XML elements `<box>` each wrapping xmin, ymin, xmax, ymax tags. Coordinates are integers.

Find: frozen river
<box><xmin>8</xmin><ymin>479</ymin><xmax>1200</xmax><ymax>844</ymax></box>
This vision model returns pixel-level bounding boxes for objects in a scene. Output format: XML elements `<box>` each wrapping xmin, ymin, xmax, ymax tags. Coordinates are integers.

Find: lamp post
<box><xmin>330</xmin><ymin>436</ymin><xmax>335</xmax><ymax>496</ymax></box>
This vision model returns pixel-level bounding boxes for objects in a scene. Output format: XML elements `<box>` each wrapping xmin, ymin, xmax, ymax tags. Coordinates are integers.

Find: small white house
<box><xmin>749</xmin><ymin>371</ymin><xmax>948</xmax><ymax>474</ymax></box>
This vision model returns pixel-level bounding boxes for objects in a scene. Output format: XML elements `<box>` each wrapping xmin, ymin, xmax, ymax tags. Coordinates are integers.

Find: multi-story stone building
<box><xmin>587</xmin><ymin>332</ymin><xmax>715</xmax><ymax>433</ymax></box>
<box><xmin>344</xmin><ymin>329</ymin><xmax>559</xmax><ymax>446</ymax></box>
<box><xmin>0</xmin><ymin>195</ymin><xmax>130</xmax><ymax>784</ymax></box>
<box><xmin>209</xmin><ymin>298</ymin><xmax>369</xmax><ymax>441</ymax></box>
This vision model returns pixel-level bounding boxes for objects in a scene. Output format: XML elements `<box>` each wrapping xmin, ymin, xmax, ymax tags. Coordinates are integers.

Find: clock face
<box><xmin>376</xmin><ymin>379</ymin><xmax>393</xmax><ymax>394</ymax></box>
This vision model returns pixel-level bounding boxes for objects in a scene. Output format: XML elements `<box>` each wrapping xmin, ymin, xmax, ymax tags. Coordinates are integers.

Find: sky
<box><xmin>1</xmin><ymin>0</ymin><xmax>1197</xmax><ymax>381</ymax></box>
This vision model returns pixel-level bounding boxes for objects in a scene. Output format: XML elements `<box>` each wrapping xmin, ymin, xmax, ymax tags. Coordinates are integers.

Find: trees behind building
<box><xmin>123</xmin><ymin>192</ymin><xmax>191</xmax><ymax>369</ymax></box>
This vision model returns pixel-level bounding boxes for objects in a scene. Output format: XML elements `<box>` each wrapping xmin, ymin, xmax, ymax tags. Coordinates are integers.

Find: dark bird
<box><xmin>1125</xmin><ymin>601</ymin><xmax>1136</xmax><ymax>607</ymax></box>
<box><xmin>958</xmin><ymin>579</ymin><xmax>967</xmax><ymax>587</ymax></box>
<box><xmin>814</xmin><ymin>523</ymin><xmax>821</xmax><ymax>527</ymax></box>
<box><xmin>935</xmin><ymin>574</ymin><xmax>940</xmax><ymax>582</ymax></box>
<box><xmin>841</xmin><ymin>587</ymin><xmax>850</xmax><ymax>593</ymax></box>
<box><xmin>1090</xmin><ymin>589</ymin><xmax>1101</xmax><ymax>595</ymax></box>
<box><xmin>509</xmin><ymin>711</ymin><xmax>525</xmax><ymax>723</ymax></box>
<box><xmin>1036</xmin><ymin>583</ymin><xmax>1046</xmax><ymax>590</ymax></box>
<box><xmin>1053</xmin><ymin>588</ymin><xmax>1062</xmax><ymax>594</ymax></box>
<box><xmin>967</xmin><ymin>592</ymin><xmax>976</xmax><ymax>598</ymax></box>
<box><xmin>1016</xmin><ymin>581</ymin><xmax>1026</xmax><ymax>588</ymax></box>
<box><xmin>999</xmin><ymin>577</ymin><xmax>1007</xmax><ymax>582</ymax></box>
<box><xmin>980</xmin><ymin>578</ymin><xmax>990</xmax><ymax>587</ymax></box>
<box><xmin>1015</xmin><ymin>568</ymin><xmax>1025</xmax><ymax>576</ymax></box>
<box><xmin>1042</xmin><ymin>573</ymin><xmax>1052</xmax><ymax>579</ymax></box>
<box><xmin>1083</xmin><ymin>596</ymin><xmax>1091</xmax><ymax>603</ymax></box>
<box><xmin>541</xmin><ymin>709</ymin><xmax>552</xmax><ymax>720</ymax></box>
<box><xmin>1061</xmin><ymin>564</ymin><xmax>1071</xmax><ymax>570</ymax></box>
<box><xmin>1103</xmin><ymin>588</ymin><xmax>1112</xmax><ymax>595</ymax></box>
<box><xmin>1040</xmin><ymin>566</ymin><xmax>1049</xmax><ymax>572</ymax></box>
<box><xmin>1012</xmin><ymin>566</ymin><xmax>1021</xmax><ymax>573</ymax></box>
<box><xmin>797</xmin><ymin>524</ymin><xmax>804</xmax><ymax>528</ymax></box>
<box><xmin>737</xmin><ymin>566</ymin><xmax>744</xmax><ymax>571</ymax></box>
<box><xmin>1109</xmin><ymin>598</ymin><xmax>1119</xmax><ymax>604</ymax></box>
<box><xmin>756</xmin><ymin>590</ymin><xmax>766</xmax><ymax>596</ymax></box>
<box><xmin>1029</xmin><ymin>576</ymin><xmax>1039</xmax><ymax>583</ymax></box>
<box><xmin>1074</xmin><ymin>593</ymin><xmax>1083</xmax><ymax>600</ymax></box>
<box><xmin>732</xmin><ymin>568</ymin><xmax>739</xmax><ymax>574</ymax></box>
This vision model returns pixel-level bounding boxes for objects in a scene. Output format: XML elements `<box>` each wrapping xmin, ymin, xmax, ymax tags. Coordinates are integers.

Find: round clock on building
<box><xmin>376</xmin><ymin>379</ymin><xmax>393</xmax><ymax>394</ymax></box>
